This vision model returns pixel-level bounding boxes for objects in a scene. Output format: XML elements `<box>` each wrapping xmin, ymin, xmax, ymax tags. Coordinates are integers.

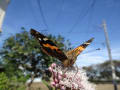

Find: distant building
<box><xmin>0</xmin><ymin>0</ymin><xmax>10</xmax><ymax>32</ymax></box>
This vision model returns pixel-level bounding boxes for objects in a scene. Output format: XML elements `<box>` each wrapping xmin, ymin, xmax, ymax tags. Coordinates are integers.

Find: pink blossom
<box><xmin>49</xmin><ymin>63</ymin><xmax>96</xmax><ymax>90</ymax></box>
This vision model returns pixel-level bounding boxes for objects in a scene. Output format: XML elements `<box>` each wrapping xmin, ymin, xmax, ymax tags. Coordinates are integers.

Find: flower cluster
<box><xmin>49</xmin><ymin>63</ymin><xmax>95</xmax><ymax>90</ymax></box>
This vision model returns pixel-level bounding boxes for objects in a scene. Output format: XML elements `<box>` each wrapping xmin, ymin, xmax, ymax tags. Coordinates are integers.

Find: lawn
<box><xmin>27</xmin><ymin>83</ymin><xmax>120</xmax><ymax>90</ymax></box>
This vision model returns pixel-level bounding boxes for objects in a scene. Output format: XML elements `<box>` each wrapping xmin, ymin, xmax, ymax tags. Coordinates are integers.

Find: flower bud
<box><xmin>58</xmin><ymin>74</ymin><xmax>62</xmax><ymax>80</ymax></box>
<box><xmin>48</xmin><ymin>67</ymin><xmax>53</xmax><ymax>72</ymax></box>
<box><xmin>51</xmin><ymin>63</ymin><xmax>56</xmax><ymax>68</ymax></box>
<box><xmin>51</xmin><ymin>82</ymin><xmax>55</xmax><ymax>86</ymax></box>
<box><xmin>55</xmin><ymin>83</ymin><xmax>59</xmax><ymax>87</ymax></box>
<box><xmin>60</xmin><ymin>85</ymin><xmax>65</xmax><ymax>90</ymax></box>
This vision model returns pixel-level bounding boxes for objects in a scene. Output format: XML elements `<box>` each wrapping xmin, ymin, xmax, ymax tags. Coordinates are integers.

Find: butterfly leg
<box><xmin>73</xmin><ymin>64</ymin><xmax>79</xmax><ymax>78</ymax></box>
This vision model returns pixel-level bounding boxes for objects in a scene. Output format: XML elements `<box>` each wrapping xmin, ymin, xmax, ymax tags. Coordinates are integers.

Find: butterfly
<box><xmin>30</xmin><ymin>29</ymin><xmax>94</xmax><ymax>67</ymax></box>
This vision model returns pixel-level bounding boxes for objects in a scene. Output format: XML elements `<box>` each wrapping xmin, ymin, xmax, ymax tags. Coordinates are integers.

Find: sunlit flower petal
<box><xmin>49</xmin><ymin>63</ymin><xmax>96</xmax><ymax>90</ymax></box>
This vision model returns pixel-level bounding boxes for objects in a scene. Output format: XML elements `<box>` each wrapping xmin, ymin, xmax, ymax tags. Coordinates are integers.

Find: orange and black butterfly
<box><xmin>30</xmin><ymin>29</ymin><xmax>94</xmax><ymax>67</ymax></box>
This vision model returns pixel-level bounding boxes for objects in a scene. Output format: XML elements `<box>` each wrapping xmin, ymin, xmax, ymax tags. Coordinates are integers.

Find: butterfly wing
<box><xmin>65</xmin><ymin>38</ymin><xmax>94</xmax><ymax>66</ymax></box>
<box><xmin>30</xmin><ymin>29</ymin><xmax>68</xmax><ymax>61</ymax></box>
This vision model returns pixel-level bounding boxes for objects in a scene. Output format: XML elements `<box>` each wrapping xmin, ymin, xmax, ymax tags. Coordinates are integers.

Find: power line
<box><xmin>27</xmin><ymin>0</ymin><xmax>41</xmax><ymax>27</ymax></box>
<box><xmin>68</xmin><ymin>0</ymin><xmax>96</xmax><ymax>33</ymax></box>
<box><xmin>54</xmin><ymin>0</ymin><xmax>65</xmax><ymax>25</ymax></box>
<box><xmin>27</xmin><ymin>0</ymin><xmax>48</xmax><ymax>33</ymax></box>
<box><xmin>37</xmin><ymin>0</ymin><xmax>49</xmax><ymax>30</ymax></box>
<box><xmin>82</xmin><ymin>48</ymin><xmax>101</xmax><ymax>55</ymax></box>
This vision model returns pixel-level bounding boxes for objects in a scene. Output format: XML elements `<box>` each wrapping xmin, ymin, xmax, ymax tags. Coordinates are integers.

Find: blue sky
<box><xmin>1</xmin><ymin>0</ymin><xmax>120</xmax><ymax>66</ymax></box>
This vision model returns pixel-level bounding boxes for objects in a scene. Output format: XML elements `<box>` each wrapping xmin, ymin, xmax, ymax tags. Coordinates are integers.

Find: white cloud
<box><xmin>75</xmin><ymin>47</ymin><xmax>120</xmax><ymax>67</ymax></box>
<box><xmin>111</xmin><ymin>47</ymin><xmax>120</xmax><ymax>59</ymax></box>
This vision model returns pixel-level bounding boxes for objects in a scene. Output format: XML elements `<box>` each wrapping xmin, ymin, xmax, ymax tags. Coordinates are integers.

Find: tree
<box><xmin>0</xmin><ymin>72</ymin><xmax>27</xmax><ymax>90</ymax></box>
<box><xmin>0</xmin><ymin>28</ymin><xmax>71</xmax><ymax>88</ymax></box>
<box><xmin>83</xmin><ymin>60</ymin><xmax>120</xmax><ymax>82</ymax></box>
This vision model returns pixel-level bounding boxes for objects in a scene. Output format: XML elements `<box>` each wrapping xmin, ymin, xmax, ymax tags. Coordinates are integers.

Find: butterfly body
<box><xmin>30</xmin><ymin>29</ymin><xmax>94</xmax><ymax>67</ymax></box>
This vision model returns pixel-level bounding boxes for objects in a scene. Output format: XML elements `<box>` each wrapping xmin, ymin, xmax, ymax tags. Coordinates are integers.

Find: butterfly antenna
<box><xmin>73</xmin><ymin>64</ymin><xmax>79</xmax><ymax>78</ymax></box>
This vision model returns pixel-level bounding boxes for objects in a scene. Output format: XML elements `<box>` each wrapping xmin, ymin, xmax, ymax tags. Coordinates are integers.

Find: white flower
<box><xmin>49</xmin><ymin>63</ymin><xmax>96</xmax><ymax>90</ymax></box>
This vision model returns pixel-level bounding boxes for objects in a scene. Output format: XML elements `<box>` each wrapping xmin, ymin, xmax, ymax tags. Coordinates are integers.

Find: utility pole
<box><xmin>102</xmin><ymin>20</ymin><xmax>117</xmax><ymax>90</ymax></box>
